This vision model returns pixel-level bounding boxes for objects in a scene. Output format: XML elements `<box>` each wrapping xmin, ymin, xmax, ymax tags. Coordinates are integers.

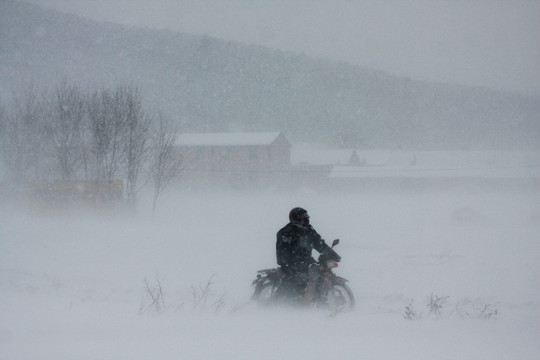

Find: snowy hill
<box><xmin>1</xmin><ymin>0</ymin><xmax>539</xmax><ymax>149</ymax></box>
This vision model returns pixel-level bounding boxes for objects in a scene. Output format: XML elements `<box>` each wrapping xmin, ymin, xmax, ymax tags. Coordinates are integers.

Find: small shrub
<box><xmin>139</xmin><ymin>274</ymin><xmax>165</xmax><ymax>315</ymax></box>
<box><xmin>404</xmin><ymin>294</ymin><xmax>498</xmax><ymax>320</ymax></box>
<box><xmin>454</xmin><ymin>298</ymin><xmax>499</xmax><ymax>319</ymax></box>
<box><xmin>191</xmin><ymin>275</ymin><xmax>216</xmax><ymax>310</ymax></box>
<box><xmin>139</xmin><ymin>274</ymin><xmax>229</xmax><ymax>315</ymax></box>
<box><xmin>403</xmin><ymin>300</ymin><xmax>422</xmax><ymax>320</ymax></box>
<box><xmin>426</xmin><ymin>293</ymin><xmax>449</xmax><ymax>318</ymax></box>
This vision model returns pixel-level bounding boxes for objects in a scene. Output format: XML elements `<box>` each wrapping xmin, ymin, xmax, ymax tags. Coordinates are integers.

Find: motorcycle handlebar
<box><xmin>319</xmin><ymin>246</ymin><xmax>341</xmax><ymax>263</ymax></box>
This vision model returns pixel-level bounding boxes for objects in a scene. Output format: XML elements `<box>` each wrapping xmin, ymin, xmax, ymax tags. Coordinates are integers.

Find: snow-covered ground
<box><xmin>1</xmin><ymin>184</ymin><xmax>539</xmax><ymax>359</ymax></box>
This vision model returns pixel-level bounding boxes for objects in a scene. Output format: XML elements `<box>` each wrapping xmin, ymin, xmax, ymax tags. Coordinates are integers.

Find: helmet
<box><xmin>289</xmin><ymin>207</ymin><xmax>310</xmax><ymax>226</ymax></box>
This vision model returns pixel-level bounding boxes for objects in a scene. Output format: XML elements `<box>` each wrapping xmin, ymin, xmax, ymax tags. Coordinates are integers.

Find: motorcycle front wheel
<box><xmin>254</xmin><ymin>282</ymin><xmax>277</xmax><ymax>305</ymax></box>
<box><xmin>327</xmin><ymin>283</ymin><xmax>355</xmax><ymax>312</ymax></box>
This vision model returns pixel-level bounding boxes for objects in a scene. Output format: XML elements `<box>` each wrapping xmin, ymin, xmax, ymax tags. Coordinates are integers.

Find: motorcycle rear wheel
<box><xmin>327</xmin><ymin>283</ymin><xmax>355</xmax><ymax>312</ymax></box>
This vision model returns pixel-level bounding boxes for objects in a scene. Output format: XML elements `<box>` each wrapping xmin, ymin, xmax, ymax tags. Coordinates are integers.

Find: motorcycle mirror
<box><xmin>332</xmin><ymin>239</ymin><xmax>340</xmax><ymax>248</ymax></box>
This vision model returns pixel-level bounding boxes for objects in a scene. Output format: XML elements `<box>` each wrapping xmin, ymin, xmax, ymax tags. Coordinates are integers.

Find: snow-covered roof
<box><xmin>292</xmin><ymin>145</ymin><xmax>358</xmax><ymax>165</ymax></box>
<box><xmin>175</xmin><ymin>132</ymin><xmax>283</xmax><ymax>147</ymax></box>
<box><xmin>329</xmin><ymin>165</ymin><xmax>540</xmax><ymax>179</ymax></box>
<box><xmin>293</xmin><ymin>147</ymin><xmax>540</xmax><ymax>170</ymax></box>
<box><xmin>328</xmin><ymin>151</ymin><xmax>540</xmax><ymax>179</ymax></box>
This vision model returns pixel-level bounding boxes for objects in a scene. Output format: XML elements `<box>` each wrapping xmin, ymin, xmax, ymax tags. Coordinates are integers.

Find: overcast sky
<box><xmin>28</xmin><ymin>0</ymin><xmax>540</xmax><ymax>95</ymax></box>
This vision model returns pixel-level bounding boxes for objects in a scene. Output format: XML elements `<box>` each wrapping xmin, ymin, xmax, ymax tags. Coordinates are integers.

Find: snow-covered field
<box><xmin>2</xmin><ymin>185</ymin><xmax>539</xmax><ymax>359</ymax></box>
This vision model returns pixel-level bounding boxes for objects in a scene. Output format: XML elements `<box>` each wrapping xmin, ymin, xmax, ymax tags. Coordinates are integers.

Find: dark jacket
<box><xmin>276</xmin><ymin>222</ymin><xmax>335</xmax><ymax>274</ymax></box>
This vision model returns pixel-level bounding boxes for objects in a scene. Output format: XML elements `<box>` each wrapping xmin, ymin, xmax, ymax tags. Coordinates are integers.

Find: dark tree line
<box><xmin>0</xmin><ymin>81</ymin><xmax>182</xmax><ymax>211</ymax></box>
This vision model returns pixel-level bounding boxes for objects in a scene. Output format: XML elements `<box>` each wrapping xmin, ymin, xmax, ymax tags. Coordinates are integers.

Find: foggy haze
<box><xmin>27</xmin><ymin>0</ymin><xmax>540</xmax><ymax>95</ymax></box>
<box><xmin>1</xmin><ymin>1</ymin><xmax>540</xmax><ymax>359</ymax></box>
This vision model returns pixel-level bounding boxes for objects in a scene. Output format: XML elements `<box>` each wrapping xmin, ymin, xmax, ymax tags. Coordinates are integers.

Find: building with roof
<box><xmin>292</xmin><ymin>146</ymin><xmax>540</xmax><ymax>191</ymax></box>
<box><xmin>328</xmin><ymin>150</ymin><xmax>540</xmax><ymax>190</ymax></box>
<box><xmin>290</xmin><ymin>146</ymin><xmax>363</xmax><ymax>187</ymax></box>
<box><xmin>174</xmin><ymin>132</ymin><xmax>291</xmax><ymax>188</ymax></box>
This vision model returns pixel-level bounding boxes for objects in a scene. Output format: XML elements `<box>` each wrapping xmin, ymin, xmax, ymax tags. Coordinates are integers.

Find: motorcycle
<box><xmin>251</xmin><ymin>239</ymin><xmax>355</xmax><ymax>311</ymax></box>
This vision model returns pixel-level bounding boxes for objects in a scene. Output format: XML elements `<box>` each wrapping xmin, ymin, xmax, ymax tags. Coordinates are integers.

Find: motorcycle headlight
<box><xmin>326</xmin><ymin>261</ymin><xmax>339</xmax><ymax>269</ymax></box>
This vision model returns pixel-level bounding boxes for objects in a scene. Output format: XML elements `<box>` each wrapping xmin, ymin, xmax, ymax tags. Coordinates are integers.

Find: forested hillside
<box><xmin>1</xmin><ymin>1</ymin><xmax>539</xmax><ymax>149</ymax></box>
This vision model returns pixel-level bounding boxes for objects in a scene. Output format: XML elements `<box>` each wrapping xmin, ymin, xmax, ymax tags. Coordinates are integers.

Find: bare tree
<box><xmin>0</xmin><ymin>101</ymin><xmax>4</xmax><ymax>133</ymax></box>
<box><xmin>1</xmin><ymin>81</ymin><xmax>172</xmax><ymax>209</ymax></box>
<box><xmin>150</xmin><ymin>115</ymin><xmax>183</xmax><ymax>215</ymax></box>
<box><xmin>120</xmin><ymin>85</ymin><xmax>151</xmax><ymax>207</ymax></box>
<box><xmin>85</xmin><ymin>85</ymin><xmax>153</xmax><ymax>204</ymax></box>
<box><xmin>44</xmin><ymin>80</ymin><xmax>87</xmax><ymax>181</ymax></box>
<box><xmin>86</xmin><ymin>87</ymin><xmax>127</xmax><ymax>197</ymax></box>
<box><xmin>0</xmin><ymin>101</ymin><xmax>6</xmax><ymax>183</ymax></box>
<box><xmin>0</xmin><ymin>86</ymin><xmax>48</xmax><ymax>186</ymax></box>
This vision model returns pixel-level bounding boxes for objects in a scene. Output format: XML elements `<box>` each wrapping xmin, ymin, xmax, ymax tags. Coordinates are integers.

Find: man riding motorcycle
<box><xmin>276</xmin><ymin>207</ymin><xmax>341</xmax><ymax>304</ymax></box>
